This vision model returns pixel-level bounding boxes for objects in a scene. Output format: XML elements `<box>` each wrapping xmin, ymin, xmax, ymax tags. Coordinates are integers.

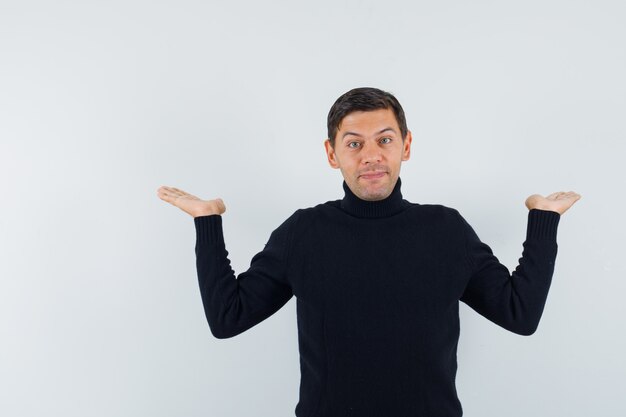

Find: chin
<box><xmin>360</xmin><ymin>185</ymin><xmax>390</xmax><ymax>201</ymax></box>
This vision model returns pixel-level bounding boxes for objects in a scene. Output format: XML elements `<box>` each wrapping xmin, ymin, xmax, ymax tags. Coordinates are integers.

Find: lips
<box><xmin>360</xmin><ymin>171</ymin><xmax>386</xmax><ymax>179</ymax></box>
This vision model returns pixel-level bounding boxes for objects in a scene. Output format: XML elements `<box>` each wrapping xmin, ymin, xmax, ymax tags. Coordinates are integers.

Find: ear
<box><xmin>401</xmin><ymin>130</ymin><xmax>412</xmax><ymax>161</ymax></box>
<box><xmin>324</xmin><ymin>139</ymin><xmax>340</xmax><ymax>169</ymax></box>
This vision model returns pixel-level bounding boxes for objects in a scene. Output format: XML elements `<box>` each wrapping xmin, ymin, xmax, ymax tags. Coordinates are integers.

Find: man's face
<box><xmin>324</xmin><ymin>108</ymin><xmax>412</xmax><ymax>201</ymax></box>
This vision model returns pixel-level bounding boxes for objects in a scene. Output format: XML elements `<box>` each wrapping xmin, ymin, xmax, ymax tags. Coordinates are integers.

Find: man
<box><xmin>157</xmin><ymin>87</ymin><xmax>581</xmax><ymax>416</ymax></box>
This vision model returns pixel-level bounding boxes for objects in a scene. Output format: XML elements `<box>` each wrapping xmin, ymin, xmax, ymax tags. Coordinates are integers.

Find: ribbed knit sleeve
<box><xmin>193</xmin><ymin>211</ymin><xmax>299</xmax><ymax>339</ymax></box>
<box><xmin>458</xmin><ymin>208</ymin><xmax>561</xmax><ymax>335</ymax></box>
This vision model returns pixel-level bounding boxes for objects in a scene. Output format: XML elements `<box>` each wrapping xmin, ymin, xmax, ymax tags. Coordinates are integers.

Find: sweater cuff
<box><xmin>194</xmin><ymin>214</ymin><xmax>224</xmax><ymax>246</ymax></box>
<box><xmin>526</xmin><ymin>209</ymin><xmax>560</xmax><ymax>241</ymax></box>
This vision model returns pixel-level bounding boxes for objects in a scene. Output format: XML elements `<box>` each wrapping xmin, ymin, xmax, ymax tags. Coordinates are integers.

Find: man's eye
<box><xmin>347</xmin><ymin>138</ymin><xmax>391</xmax><ymax>148</ymax></box>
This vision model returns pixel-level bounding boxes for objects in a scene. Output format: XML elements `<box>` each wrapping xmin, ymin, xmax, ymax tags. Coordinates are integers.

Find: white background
<box><xmin>1</xmin><ymin>0</ymin><xmax>624</xmax><ymax>416</ymax></box>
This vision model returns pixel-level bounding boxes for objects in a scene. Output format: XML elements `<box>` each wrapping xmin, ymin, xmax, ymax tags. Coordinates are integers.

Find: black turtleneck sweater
<box><xmin>193</xmin><ymin>177</ymin><xmax>561</xmax><ymax>417</ymax></box>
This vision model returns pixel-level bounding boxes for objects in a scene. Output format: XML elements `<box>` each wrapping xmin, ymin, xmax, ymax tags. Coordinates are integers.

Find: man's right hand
<box><xmin>157</xmin><ymin>185</ymin><xmax>226</xmax><ymax>218</ymax></box>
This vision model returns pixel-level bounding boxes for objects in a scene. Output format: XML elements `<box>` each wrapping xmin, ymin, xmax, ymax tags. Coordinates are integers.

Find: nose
<box><xmin>361</xmin><ymin>141</ymin><xmax>382</xmax><ymax>164</ymax></box>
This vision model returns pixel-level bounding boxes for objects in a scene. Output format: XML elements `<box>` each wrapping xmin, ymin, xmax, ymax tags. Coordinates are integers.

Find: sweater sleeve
<box><xmin>193</xmin><ymin>210</ymin><xmax>299</xmax><ymax>339</ymax></box>
<box><xmin>458</xmin><ymin>208</ymin><xmax>561</xmax><ymax>336</ymax></box>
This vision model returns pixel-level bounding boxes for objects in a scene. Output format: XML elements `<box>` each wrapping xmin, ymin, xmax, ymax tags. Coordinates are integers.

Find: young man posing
<box><xmin>157</xmin><ymin>87</ymin><xmax>581</xmax><ymax>416</ymax></box>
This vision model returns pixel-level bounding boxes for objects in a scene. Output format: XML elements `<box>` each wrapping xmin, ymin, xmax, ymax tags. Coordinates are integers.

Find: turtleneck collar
<box><xmin>340</xmin><ymin>176</ymin><xmax>410</xmax><ymax>219</ymax></box>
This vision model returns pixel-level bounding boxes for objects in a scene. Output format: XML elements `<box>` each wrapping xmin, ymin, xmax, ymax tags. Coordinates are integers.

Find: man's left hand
<box><xmin>525</xmin><ymin>191</ymin><xmax>582</xmax><ymax>215</ymax></box>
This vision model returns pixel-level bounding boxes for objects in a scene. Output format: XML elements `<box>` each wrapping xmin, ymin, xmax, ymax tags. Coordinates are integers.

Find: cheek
<box><xmin>345</xmin><ymin>160</ymin><xmax>360</xmax><ymax>171</ymax></box>
<box><xmin>336</xmin><ymin>153</ymin><xmax>355</xmax><ymax>166</ymax></box>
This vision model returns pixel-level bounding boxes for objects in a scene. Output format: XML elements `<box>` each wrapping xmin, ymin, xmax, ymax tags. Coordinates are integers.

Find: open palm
<box><xmin>157</xmin><ymin>186</ymin><xmax>225</xmax><ymax>218</ymax></box>
<box><xmin>525</xmin><ymin>191</ymin><xmax>582</xmax><ymax>215</ymax></box>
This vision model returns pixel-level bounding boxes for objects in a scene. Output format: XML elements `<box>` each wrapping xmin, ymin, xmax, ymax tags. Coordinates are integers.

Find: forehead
<box><xmin>338</xmin><ymin>108</ymin><xmax>398</xmax><ymax>132</ymax></box>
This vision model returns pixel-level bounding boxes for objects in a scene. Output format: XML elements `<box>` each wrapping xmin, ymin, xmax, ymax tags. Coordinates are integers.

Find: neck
<box><xmin>340</xmin><ymin>176</ymin><xmax>410</xmax><ymax>218</ymax></box>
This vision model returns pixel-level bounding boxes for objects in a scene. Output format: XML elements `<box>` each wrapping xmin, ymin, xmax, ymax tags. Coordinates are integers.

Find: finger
<box><xmin>157</xmin><ymin>188</ymin><xmax>179</xmax><ymax>204</ymax></box>
<box><xmin>161</xmin><ymin>186</ymin><xmax>186</xmax><ymax>198</ymax></box>
<box><xmin>173</xmin><ymin>187</ymin><xmax>194</xmax><ymax>198</ymax></box>
<box><xmin>164</xmin><ymin>187</ymin><xmax>180</xmax><ymax>195</ymax></box>
<box><xmin>158</xmin><ymin>186</ymin><xmax>178</xmax><ymax>196</ymax></box>
<box><xmin>158</xmin><ymin>191</ymin><xmax>174</xmax><ymax>203</ymax></box>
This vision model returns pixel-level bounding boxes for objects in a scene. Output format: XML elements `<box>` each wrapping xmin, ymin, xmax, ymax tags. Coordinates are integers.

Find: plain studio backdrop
<box><xmin>1</xmin><ymin>0</ymin><xmax>624</xmax><ymax>416</ymax></box>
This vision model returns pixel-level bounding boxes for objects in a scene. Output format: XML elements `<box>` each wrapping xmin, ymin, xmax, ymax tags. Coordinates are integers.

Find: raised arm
<box><xmin>456</xmin><ymin>188</ymin><xmax>581</xmax><ymax>336</ymax></box>
<box><xmin>194</xmin><ymin>212</ymin><xmax>298</xmax><ymax>339</ymax></box>
<box><xmin>458</xmin><ymin>209</ymin><xmax>561</xmax><ymax>335</ymax></box>
<box><xmin>156</xmin><ymin>185</ymin><xmax>298</xmax><ymax>339</ymax></box>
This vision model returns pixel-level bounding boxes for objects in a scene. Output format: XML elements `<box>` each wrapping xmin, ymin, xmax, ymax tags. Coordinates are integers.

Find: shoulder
<box><xmin>401</xmin><ymin>203</ymin><xmax>470</xmax><ymax>239</ymax></box>
<box><xmin>274</xmin><ymin>203</ymin><xmax>325</xmax><ymax>235</ymax></box>
<box><xmin>407</xmin><ymin>202</ymin><xmax>463</xmax><ymax>221</ymax></box>
<box><xmin>290</xmin><ymin>202</ymin><xmax>330</xmax><ymax>231</ymax></box>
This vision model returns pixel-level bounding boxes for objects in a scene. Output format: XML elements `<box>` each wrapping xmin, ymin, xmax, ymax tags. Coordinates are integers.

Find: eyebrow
<box><xmin>342</xmin><ymin>127</ymin><xmax>397</xmax><ymax>140</ymax></box>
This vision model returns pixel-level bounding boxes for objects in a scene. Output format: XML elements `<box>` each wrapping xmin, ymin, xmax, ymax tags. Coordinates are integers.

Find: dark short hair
<box><xmin>327</xmin><ymin>87</ymin><xmax>408</xmax><ymax>148</ymax></box>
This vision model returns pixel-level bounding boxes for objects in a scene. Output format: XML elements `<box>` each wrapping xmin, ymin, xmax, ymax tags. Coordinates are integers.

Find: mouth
<box><xmin>360</xmin><ymin>171</ymin><xmax>387</xmax><ymax>180</ymax></box>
